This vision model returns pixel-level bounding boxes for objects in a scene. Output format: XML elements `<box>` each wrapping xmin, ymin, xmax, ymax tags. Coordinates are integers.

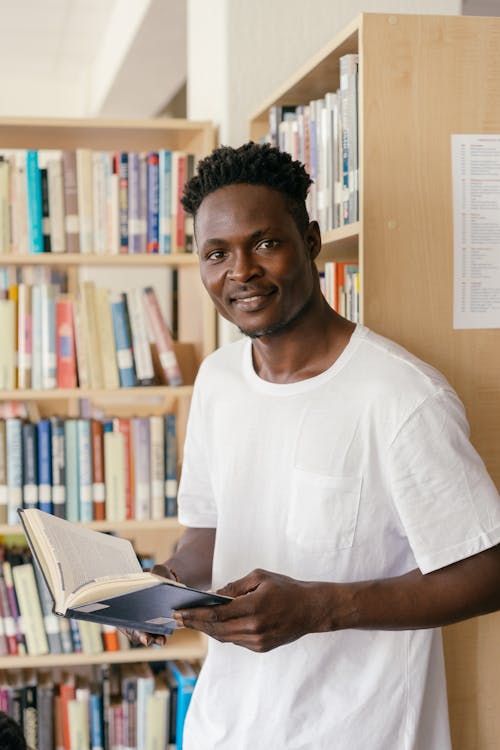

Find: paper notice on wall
<box><xmin>452</xmin><ymin>134</ymin><xmax>500</xmax><ymax>329</ymax></box>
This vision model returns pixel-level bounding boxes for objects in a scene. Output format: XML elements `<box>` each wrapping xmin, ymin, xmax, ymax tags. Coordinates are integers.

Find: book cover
<box><xmin>132</xmin><ymin>417</ymin><xmax>151</xmax><ymax>521</ymax></box>
<box><xmin>6</xmin><ymin>417</ymin><xmax>23</xmax><ymax>525</ymax></box>
<box><xmin>0</xmin><ymin>156</ymin><xmax>10</xmax><ymax>253</ymax></box>
<box><xmin>64</xmin><ymin>419</ymin><xmax>80</xmax><ymax>522</ymax></box>
<box><xmin>40</xmin><ymin>167</ymin><xmax>52</xmax><ymax>252</ymax></box>
<box><xmin>11</xmin><ymin>561</ymin><xmax>49</xmax><ymax>655</ymax></box>
<box><xmin>81</xmin><ymin>280</ymin><xmax>104</xmax><ymax>389</ymax></box>
<box><xmin>125</xmin><ymin>287</ymin><xmax>155</xmax><ymax>385</ymax></box>
<box><xmin>56</xmin><ymin>295</ymin><xmax>77</xmax><ymax>388</ymax></box>
<box><xmin>146</xmin><ymin>152</ymin><xmax>160</xmax><ymax>253</ymax></box>
<box><xmin>142</xmin><ymin>286</ymin><xmax>183</xmax><ymax>386</ymax></box>
<box><xmin>76</xmin><ymin>149</ymin><xmax>94</xmax><ymax>255</ymax></box>
<box><xmin>50</xmin><ymin>416</ymin><xmax>66</xmax><ymax>519</ymax></box>
<box><xmin>60</xmin><ymin>680</ymin><xmax>76</xmax><ymax>750</ymax></box>
<box><xmin>11</xmin><ymin>151</ymin><xmax>29</xmax><ymax>254</ymax></box>
<box><xmin>91</xmin><ymin>419</ymin><xmax>105</xmax><ymax>521</ymax></box>
<box><xmin>0</xmin><ymin>584</ymin><xmax>10</xmax><ymax>656</ymax></box>
<box><xmin>48</xmin><ymin>153</ymin><xmax>67</xmax><ymax>253</ymax></box>
<box><xmin>89</xmin><ymin>687</ymin><xmax>105</xmax><ymax>750</ymax></box>
<box><xmin>26</xmin><ymin>150</ymin><xmax>44</xmax><ymax>253</ymax></box>
<box><xmin>167</xmin><ymin>660</ymin><xmax>198</xmax><ymax>750</ymax></box>
<box><xmin>0</xmin><ymin>420</ymin><xmax>7</xmax><ymax>524</ymax></box>
<box><xmin>115</xmin><ymin>417</ymin><xmax>133</xmax><ymax>520</ymax></box>
<box><xmin>94</xmin><ymin>286</ymin><xmax>120</xmax><ymax>389</ymax></box>
<box><xmin>31</xmin><ymin>284</ymin><xmax>42</xmax><ymax>389</ymax></box>
<box><xmin>61</xmin><ymin>150</ymin><xmax>80</xmax><ymax>253</ymax></box>
<box><xmin>158</xmin><ymin>149</ymin><xmax>172</xmax><ymax>254</ymax></box>
<box><xmin>117</xmin><ymin>152</ymin><xmax>129</xmax><ymax>253</ymax></box>
<box><xmin>37</xmin><ymin>674</ymin><xmax>55</xmax><ymax>750</ymax></box>
<box><xmin>164</xmin><ymin>413</ymin><xmax>178</xmax><ymax>517</ymax></box>
<box><xmin>110</xmin><ymin>292</ymin><xmax>136</xmax><ymax>388</ymax></box>
<box><xmin>149</xmin><ymin>415</ymin><xmax>165</xmax><ymax>520</ymax></box>
<box><xmin>2</xmin><ymin>559</ymin><xmax>26</xmax><ymax>655</ymax></box>
<box><xmin>92</xmin><ymin>151</ymin><xmax>106</xmax><ymax>255</ymax></box>
<box><xmin>37</xmin><ymin>418</ymin><xmax>52</xmax><ymax>514</ymax></box>
<box><xmin>104</xmin><ymin>422</ymin><xmax>126</xmax><ymax>522</ymax></box>
<box><xmin>127</xmin><ymin>152</ymin><xmax>142</xmax><ymax>254</ymax></box>
<box><xmin>18</xmin><ymin>508</ymin><xmax>231</xmax><ymax>635</ymax></box>
<box><xmin>0</xmin><ymin>566</ymin><xmax>17</xmax><ymax>654</ymax></box>
<box><xmin>40</xmin><ymin>283</ymin><xmax>57</xmax><ymax>389</ymax></box>
<box><xmin>22</xmin><ymin>420</ymin><xmax>39</xmax><ymax>510</ymax></box>
<box><xmin>32</xmin><ymin>554</ymin><xmax>63</xmax><ymax>654</ymax></box>
<box><xmin>77</xmin><ymin>418</ymin><xmax>93</xmax><ymax>522</ymax></box>
<box><xmin>23</xmin><ymin>680</ymin><xmax>38</xmax><ymax>750</ymax></box>
<box><xmin>73</xmin><ymin>298</ymin><xmax>89</xmax><ymax>388</ymax></box>
<box><xmin>17</xmin><ymin>282</ymin><xmax>32</xmax><ymax>389</ymax></box>
<box><xmin>184</xmin><ymin>154</ymin><xmax>196</xmax><ymax>253</ymax></box>
<box><xmin>0</xmin><ymin>298</ymin><xmax>16</xmax><ymax>389</ymax></box>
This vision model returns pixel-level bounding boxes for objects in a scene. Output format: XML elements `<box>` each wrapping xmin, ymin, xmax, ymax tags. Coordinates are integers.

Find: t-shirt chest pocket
<box><xmin>286</xmin><ymin>467</ymin><xmax>362</xmax><ymax>552</ymax></box>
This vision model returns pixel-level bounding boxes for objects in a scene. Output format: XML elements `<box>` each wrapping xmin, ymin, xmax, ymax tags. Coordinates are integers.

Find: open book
<box><xmin>18</xmin><ymin>508</ymin><xmax>231</xmax><ymax>635</ymax></box>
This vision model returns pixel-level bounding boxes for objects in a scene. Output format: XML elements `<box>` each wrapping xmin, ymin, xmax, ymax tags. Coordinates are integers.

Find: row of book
<box><xmin>0</xmin><ymin>270</ymin><xmax>183</xmax><ymax>391</ymax></box>
<box><xmin>319</xmin><ymin>262</ymin><xmax>360</xmax><ymax>323</ymax></box>
<box><xmin>0</xmin><ymin>147</ymin><xmax>197</xmax><ymax>257</ymax></box>
<box><xmin>0</xmin><ymin>413</ymin><xmax>178</xmax><ymax>526</ymax></box>
<box><xmin>0</xmin><ymin>660</ymin><xmax>198</xmax><ymax>750</ymax></box>
<box><xmin>267</xmin><ymin>53</ymin><xmax>359</xmax><ymax>232</ymax></box>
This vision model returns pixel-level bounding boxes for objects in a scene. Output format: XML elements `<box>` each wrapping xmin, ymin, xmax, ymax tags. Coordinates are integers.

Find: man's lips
<box><xmin>229</xmin><ymin>288</ymin><xmax>276</xmax><ymax>310</ymax></box>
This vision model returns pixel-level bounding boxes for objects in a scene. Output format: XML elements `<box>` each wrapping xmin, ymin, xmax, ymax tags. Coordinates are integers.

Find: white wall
<box><xmin>188</xmin><ymin>0</ymin><xmax>462</xmax><ymax>145</ymax></box>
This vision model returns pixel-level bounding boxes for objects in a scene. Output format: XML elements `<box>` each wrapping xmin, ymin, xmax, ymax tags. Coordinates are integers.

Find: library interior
<box><xmin>0</xmin><ymin>1</ymin><xmax>499</xmax><ymax>748</ymax></box>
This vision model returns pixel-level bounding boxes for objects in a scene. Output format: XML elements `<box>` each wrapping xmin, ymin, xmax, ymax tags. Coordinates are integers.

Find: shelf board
<box><xmin>0</xmin><ymin>630</ymin><xmax>206</xmax><ymax>669</ymax></box>
<box><xmin>0</xmin><ymin>517</ymin><xmax>182</xmax><ymax>536</ymax></box>
<box><xmin>0</xmin><ymin>385</ymin><xmax>194</xmax><ymax>401</ymax></box>
<box><xmin>0</xmin><ymin>253</ymin><xmax>199</xmax><ymax>267</ymax></box>
<box><xmin>319</xmin><ymin>222</ymin><xmax>360</xmax><ymax>264</ymax></box>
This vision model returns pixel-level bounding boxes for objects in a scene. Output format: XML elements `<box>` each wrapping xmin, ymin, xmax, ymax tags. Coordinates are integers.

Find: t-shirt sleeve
<box><xmin>388</xmin><ymin>388</ymin><xmax>500</xmax><ymax>574</ymax></box>
<box><xmin>177</xmin><ymin>378</ymin><xmax>218</xmax><ymax>528</ymax></box>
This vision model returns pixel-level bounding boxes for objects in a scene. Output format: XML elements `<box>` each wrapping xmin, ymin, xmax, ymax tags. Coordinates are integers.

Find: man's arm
<box><xmin>152</xmin><ymin>526</ymin><xmax>216</xmax><ymax>591</ymax></box>
<box><xmin>171</xmin><ymin>544</ymin><xmax>500</xmax><ymax>652</ymax></box>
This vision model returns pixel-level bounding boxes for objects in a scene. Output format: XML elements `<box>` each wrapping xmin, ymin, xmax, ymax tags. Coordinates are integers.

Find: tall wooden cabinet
<box><xmin>0</xmin><ymin>116</ymin><xmax>217</xmax><ymax>671</ymax></box>
<box><xmin>250</xmin><ymin>13</ymin><xmax>500</xmax><ymax>749</ymax></box>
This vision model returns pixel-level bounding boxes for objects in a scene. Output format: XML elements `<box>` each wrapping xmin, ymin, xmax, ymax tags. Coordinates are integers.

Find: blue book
<box><xmin>167</xmin><ymin>660</ymin><xmax>198</xmax><ymax>750</ymax></box>
<box><xmin>89</xmin><ymin>691</ymin><xmax>104</xmax><ymax>750</ymax></box>
<box><xmin>22</xmin><ymin>421</ymin><xmax>38</xmax><ymax>510</ymax></box>
<box><xmin>77</xmin><ymin>419</ymin><xmax>93</xmax><ymax>522</ymax></box>
<box><xmin>50</xmin><ymin>417</ymin><xmax>66</xmax><ymax>518</ymax></box>
<box><xmin>6</xmin><ymin>418</ymin><xmax>23</xmax><ymax>525</ymax></box>
<box><xmin>64</xmin><ymin>419</ymin><xmax>80</xmax><ymax>521</ymax></box>
<box><xmin>146</xmin><ymin>152</ymin><xmax>159</xmax><ymax>253</ymax></box>
<box><xmin>110</xmin><ymin>294</ymin><xmax>136</xmax><ymax>387</ymax></box>
<box><xmin>164</xmin><ymin>413</ymin><xmax>178</xmax><ymax>517</ymax></box>
<box><xmin>159</xmin><ymin>149</ymin><xmax>172</xmax><ymax>253</ymax></box>
<box><xmin>69</xmin><ymin>617</ymin><xmax>82</xmax><ymax>653</ymax></box>
<box><xmin>26</xmin><ymin>150</ymin><xmax>44</xmax><ymax>253</ymax></box>
<box><xmin>36</xmin><ymin>419</ymin><xmax>52</xmax><ymax>514</ymax></box>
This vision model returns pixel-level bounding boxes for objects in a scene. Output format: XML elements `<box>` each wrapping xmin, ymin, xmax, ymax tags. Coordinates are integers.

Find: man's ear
<box><xmin>305</xmin><ymin>221</ymin><xmax>322</xmax><ymax>261</ymax></box>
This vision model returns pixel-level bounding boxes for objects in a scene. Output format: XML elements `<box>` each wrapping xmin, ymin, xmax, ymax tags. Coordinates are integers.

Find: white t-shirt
<box><xmin>178</xmin><ymin>325</ymin><xmax>500</xmax><ymax>750</ymax></box>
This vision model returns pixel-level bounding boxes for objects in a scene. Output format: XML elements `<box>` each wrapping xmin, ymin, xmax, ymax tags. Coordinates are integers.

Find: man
<box><xmin>146</xmin><ymin>143</ymin><xmax>500</xmax><ymax>748</ymax></box>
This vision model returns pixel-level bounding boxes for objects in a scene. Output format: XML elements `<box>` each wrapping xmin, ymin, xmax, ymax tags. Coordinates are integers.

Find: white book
<box><xmin>0</xmin><ymin>299</ymin><xmax>15</xmax><ymax>389</ymax></box>
<box><xmin>104</xmin><ymin>429</ymin><xmax>126</xmax><ymax>522</ymax></box>
<box><xmin>47</xmin><ymin>154</ymin><xmax>66</xmax><ymax>253</ymax></box>
<box><xmin>125</xmin><ymin>287</ymin><xmax>154</xmax><ymax>385</ymax></box>
<box><xmin>149</xmin><ymin>416</ymin><xmax>165</xmax><ymax>520</ymax></box>
<box><xmin>77</xmin><ymin>149</ymin><xmax>94</xmax><ymax>254</ymax></box>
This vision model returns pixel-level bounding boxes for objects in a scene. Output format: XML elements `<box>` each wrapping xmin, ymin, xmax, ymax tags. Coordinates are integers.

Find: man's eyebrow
<box><xmin>203</xmin><ymin>227</ymin><xmax>274</xmax><ymax>246</ymax></box>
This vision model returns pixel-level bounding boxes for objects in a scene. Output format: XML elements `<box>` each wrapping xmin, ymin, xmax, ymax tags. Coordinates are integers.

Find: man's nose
<box><xmin>228</xmin><ymin>250</ymin><xmax>262</xmax><ymax>282</ymax></box>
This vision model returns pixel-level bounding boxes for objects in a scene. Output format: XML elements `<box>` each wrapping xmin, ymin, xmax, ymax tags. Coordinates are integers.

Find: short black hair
<box><xmin>181</xmin><ymin>142</ymin><xmax>313</xmax><ymax>232</ymax></box>
<box><xmin>0</xmin><ymin>712</ymin><xmax>27</xmax><ymax>750</ymax></box>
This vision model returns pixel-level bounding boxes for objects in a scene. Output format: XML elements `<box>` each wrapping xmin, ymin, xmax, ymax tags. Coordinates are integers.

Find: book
<box><xmin>50</xmin><ymin>417</ymin><xmax>66</xmax><ymax>519</ymax></box>
<box><xmin>167</xmin><ymin>660</ymin><xmax>198</xmax><ymax>750</ymax></box>
<box><xmin>26</xmin><ymin>150</ymin><xmax>44</xmax><ymax>253</ymax></box>
<box><xmin>0</xmin><ymin>298</ymin><xmax>16</xmax><ymax>389</ymax></box>
<box><xmin>91</xmin><ymin>419</ymin><xmax>105</xmax><ymax>521</ymax></box>
<box><xmin>22</xmin><ymin>420</ymin><xmax>38</xmax><ymax>510</ymax></box>
<box><xmin>56</xmin><ymin>295</ymin><xmax>78</xmax><ymax>388</ymax></box>
<box><xmin>0</xmin><ymin>156</ymin><xmax>10</xmax><ymax>253</ymax></box>
<box><xmin>18</xmin><ymin>507</ymin><xmax>231</xmax><ymax>634</ymax></box>
<box><xmin>37</xmin><ymin>418</ymin><xmax>52</xmax><ymax>514</ymax></box>
<box><xmin>11</xmin><ymin>560</ymin><xmax>49</xmax><ymax>655</ymax></box>
<box><xmin>110</xmin><ymin>292</ymin><xmax>136</xmax><ymax>387</ymax></box>
<box><xmin>6</xmin><ymin>417</ymin><xmax>23</xmax><ymax>525</ymax></box>
<box><xmin>77</xmin><ymin>419</ymin><xmax>93</xmax><ymax>522</ymax></box>
<box><xmin>103</xmin><ymin>422</ymin><xmax>126</xmax><ymax>522</ymax></box>
<box><xmin>164</xmin><ymin>413</ymin><xmax>177</xmax><ymax>517</ymax></box>
<box><xmin>17</xmin><ymin>282</ymin><xmax>32</xmax><ymax>389</ymax></box>
<box><xmin>0</xmin><ymin>420</ymin><xmax>7</xmax><ymax>524</ymax></box>
<box><xmin>142</xmin><ymin>286</ymin><xmax>183</xmax><ymax>386</ymax></box>
<box><xmin>47</xmin><ymin>152</ymin><xmax>67</xmax><ymax>253</ymax></box>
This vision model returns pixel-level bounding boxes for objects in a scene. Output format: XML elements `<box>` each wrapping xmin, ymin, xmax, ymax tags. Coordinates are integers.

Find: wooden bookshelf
<box><xmin>250</xmin><ymin>13</ymin><xmax>500</xmax><ymax>750</ymax></box>
<box><xmin>0</xmin><ymin>385</ymin><xmax>194</xmax><ymax>401</ymax></box>
<box><xmin>0</xmin><ymin>253</ymin><xmax>200</xmax><ymax>267</ymax></box>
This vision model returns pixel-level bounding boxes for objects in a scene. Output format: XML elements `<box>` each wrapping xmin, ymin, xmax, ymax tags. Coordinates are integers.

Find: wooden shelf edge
<box><xmin>0</xmin><ymin>253</ymin><xmax>199</xmax><ymax>266</ymax></box>
<box><xmin>0</xmin><ymin>517</ymin><xmax>183</xmax><ymax>535</ymax></box>
<box><xmin>319</xmin><ymin>222</ymin><xmax>360</xmax><ymax>263</ymax></box>
<box><xmin>0</xmin><ymin>632</ymin><xmax>206</xmax><ymax>669</ymax></box>
<box><xmin>0</xmin><ymin>385</ymin><xmax>194</xmax><ymax>401</ymax></box>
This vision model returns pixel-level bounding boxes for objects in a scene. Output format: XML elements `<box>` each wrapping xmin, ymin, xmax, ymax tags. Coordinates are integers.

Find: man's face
<box><xmin>195</xmin><ymin>184</ymin><xmax>320</xmax><ymax>338</ymax></box>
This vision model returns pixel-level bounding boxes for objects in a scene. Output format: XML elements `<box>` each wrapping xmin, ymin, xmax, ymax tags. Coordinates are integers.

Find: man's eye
<box><xmin>258</xmin><ymin>239</ymin><xmax>278</xmax><ymax>250</ymax></box>
<box><xmin>206</xmin><ymin>249</ymin><xmax>225</xmax><ymax>261</ymax></box>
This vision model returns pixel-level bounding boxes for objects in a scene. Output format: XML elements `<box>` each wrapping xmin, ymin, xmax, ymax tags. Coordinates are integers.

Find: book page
<box><xmin>452</xmin><ymin>134</ymin><xmax>500</xmax><ymax>328</ymax></box>
<box><xmin>29</xmin><ymin>510</ymin><xmax>142</xmax><ymax>596</ymax></box>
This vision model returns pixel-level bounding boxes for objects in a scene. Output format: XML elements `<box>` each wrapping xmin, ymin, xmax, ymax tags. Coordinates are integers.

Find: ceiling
<box><xmin>0</xmin><ymin>0</ymin><xmax>187</xmax><ymax>118</ymax></box>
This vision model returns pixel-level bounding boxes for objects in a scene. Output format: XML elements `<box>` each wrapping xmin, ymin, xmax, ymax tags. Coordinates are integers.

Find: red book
<box><xmin>91</xmin><ymin>419</ymin><xmax>105</xmax><ymax>520</ymax></box>
<box><xmin>142</xmin><ymin>286</ymin><xmax>183</xmax><ymax>387</ymax></box>
<box><xmin>56</xmin><ymin>296</ymin><xmax>77</xmax><ymax>388</ymax></box>
<box><xmin>102</xmin><ymin>623</ymin><xmax>120</xmax><ymax>652</ymax></box>
<box><xmin>60</xmin><ymin>680</ymin><xmax>76</xmax><ymax>750</ymax></box>
<box><xmin>115</xmin><ymin>418</ymin><xmax>134</xmax><ymax>520</ymax></box>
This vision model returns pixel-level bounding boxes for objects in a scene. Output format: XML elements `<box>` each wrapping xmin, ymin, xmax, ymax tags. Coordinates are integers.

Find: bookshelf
<box><xmin>0</xmin><ymin>116</ymin><xmax>217</xmax><ymax>674</ymax></box>
<box><xmin>250</xmin><ymin>13</ymin><xmax>500</xmax><ymax>750</ymax></box>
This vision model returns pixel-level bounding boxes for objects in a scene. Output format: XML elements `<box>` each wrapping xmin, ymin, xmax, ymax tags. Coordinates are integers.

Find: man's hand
<box><xmin>172</xmin><ymin>568</ymin><xmax>321</xmax><ymax>652</ymax></box>
<box><xmin>119</xmin><ymin>563</ymin><xmax>177</xmax><ymax>648</ymax></box>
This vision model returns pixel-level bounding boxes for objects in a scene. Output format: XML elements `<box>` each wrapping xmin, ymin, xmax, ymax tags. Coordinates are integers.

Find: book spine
<box><xmin>2</xmin><ymin>559</ymin><xmax>26</xmax><ymax>654</ymax></box>
<box><xmin>110</xmin><ymin>294</ymin><xmax>136</xmax><ymax>388</ymax></box>
<box><xmin>91</xmin><ymin>419</ymin><xmax>106</xmax><ymax>521</ymax></box>
<box><xmin>125</xmin><ymin>288</ymin><xmax>154</xmax><ymax>385</ymax></box>
<box><xmin>6</xmin><ymin>417</ymin><xmax>23</xmax><ymax>525</ymax></box>
<box><xmin>50</xmin><ymin>416</ymin><xmax>66</xmax><ymax>518</ymax></box>
<box><xmin>117</xmin><ymin>152</ymin><xmax>129</xmax><ymax>254</ymax></box>
<box><xmin>76</xmin><ymin>149</ymin><xmax>94</xmax><ymax>254</ymax></box>
<box><xmin>77</xmin><ymin>418</ymin><xmax>93</xmax><ymax>522</ymax></box>
<box><xmin>48</xmin><ymin>154</ymin><xmax>67</xmax><ymax>253</ymax></box>
<box><xmin>149</xmin><ymin>415</ymin><xmax>165</xmax><ymax>520</ymax></box>
<box><xmin>95</xmin><ymin>287</ymin><xmax>120</xmax><ymax>389</ymax></box>
<box><xmin>142</xmin><ymin>286</ymin><xmax>183</xmax><ymax>386</ymax></box>
<box><xmin>109</xmin><ymin>166</ymin><xmax>120</xmax><ymax>255</ymax></box>
<box><xmin>0</xmin><ymin>573</ymin><xmax>18</xmax><ymax>654</ymax></box>
<box><xmin>12</xmin><ymin>151</ymin><xmax>29</xmax><ymax>254</ymax></box>
<box><xmin>132</xmin><ymin>417</ymin><xmax>151</xmax><ymax>520</ymax></box>
<box><xmin>0</xmin><ymin>157</ymin><xmax>10</xmax><ymax>253</ymax></box>
<box><xmin>127</xmin><ymin>152</ymin><xmax>142</xmax><ymax>254</ymax></box>
<box><xmin>32</xmin><ymin>555</ymin><xmax>63</xmax><ymax>654</ymax></box>
<box><xmin>169</xmin><ymin>661</ymin><xmax>197</xmax><ymax>750</ymax></box>
<box><xmin>89</xmin><ymin>691</ymin><xmax>105</xmax><ymax>750</ymax></box>
<box><xmin>92</xmin><ymin>152</ymin><xmax>106</xmax><ymax>254</ymax></box>
<box><xmin>40</xmin><ymin>283</ymin><xmax>57</xmax><ymax>389</ymax></box>
<box><xmin>0</xmin><ymin>419</ymin><xmax>8</xmax><ymax>524</ymax></box>
<box><xmin>56</xmin><ymin>296</ymin><xmax>77</xmax><ymax>388</ymax></box>
<box><xmin>104</xmin><ymin>422</ymin><xmax>126</xmax><ymax>522</ymax></box>
<box><xmin>175</xmin><ymin>153</ymin><xmax>186</xmax><ymax>253</ymax></box>
<box><xmin>22</xmin><ymin>420</ymin><xmax>39</xmax><ymax>510</ymax></box>
<box><xmin>26</xmin><ymin>150</ymin><xmax>44</xmax><ymax>253</ymax></box>
<box><xmin>62</xmin><ymin>151</ymin><xmax>80</xmax><ymax>253</ymax></box>
<box><xmin>17</xmin><ymin>282</ymin><xmax>32</xmax><ymax>389</ymax></box>
<box><xmin>64</xmin><ymin>419</ymin><xmax>80</xmax><ymax>521</ymax></box>
<box><xmin>158</xmin><ymin>149</ymin><xmax>172</xmax><ymax>254</ymax></box>
<box><xmin>38</xmin><ymin>683</ymin><xmax>55</xmax><ymax>750</ymax></box>
<box><xmin>60</xmin><ymin>681</ymin><xmax>76</xmax><ymax>750</ymax></box>
<box><xmin>139</xmin><ymin>152</ymin><xmax>148</xmax><ymax>254</ymax></box>
<box><xmin>37</xmin><ymin>418</ymin><xmax>53</xmax><ymax>513</ymax></box>
<box><xmin>12</xmin><ymin>562</ymin><xmax>49</xmax><ymax>655</ymax></box>
<box><xmin>146</xmin><ymin>152</ymin><xmax>159</xmax><ymax>253</ymax></box>
<box><xmin>115</xmin><ymin>418</ymin><xmax>133</xmax><ymax>520</ymax></box>
<box><xmin>102</xmin><ymin>623</ymin><xmax>119</xmax><ymax>652</ymax></box>
<box><xmin>41</xmin><ymin>166</ymin><xmax>52</xmax><ymax>252</ymax></box>
<box><xmin>164</xmin><ymin>413</ymin><xmax>178</xmax><ymax>518</ymax></box>
<box><xmin>0</xmin><ymin>298</ymin><xmax>16</xmax><ymax>389</ymax></box>
<box><xmin>81</xmin><ymin>281</ymin><xmax>104</xmax><ymax>389</ymax></box>
<box><xmin>23</xmin><ymin>682</ymin><xmax>38</xmax><ymax>750</ymax></box>
<box><xmin>184</xmin><ymin>154</ymin><xmax>195</xmax><ymax>253</ymax></box>
<box><xmin>73</xmin><ymin>298</ymin><xmax>89</xmax><ymax>389</ymax></box>
<box><xmin>31</xmin><ymin>284</ymin><xmax>42</xmax><ymax>389</ymax></box>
